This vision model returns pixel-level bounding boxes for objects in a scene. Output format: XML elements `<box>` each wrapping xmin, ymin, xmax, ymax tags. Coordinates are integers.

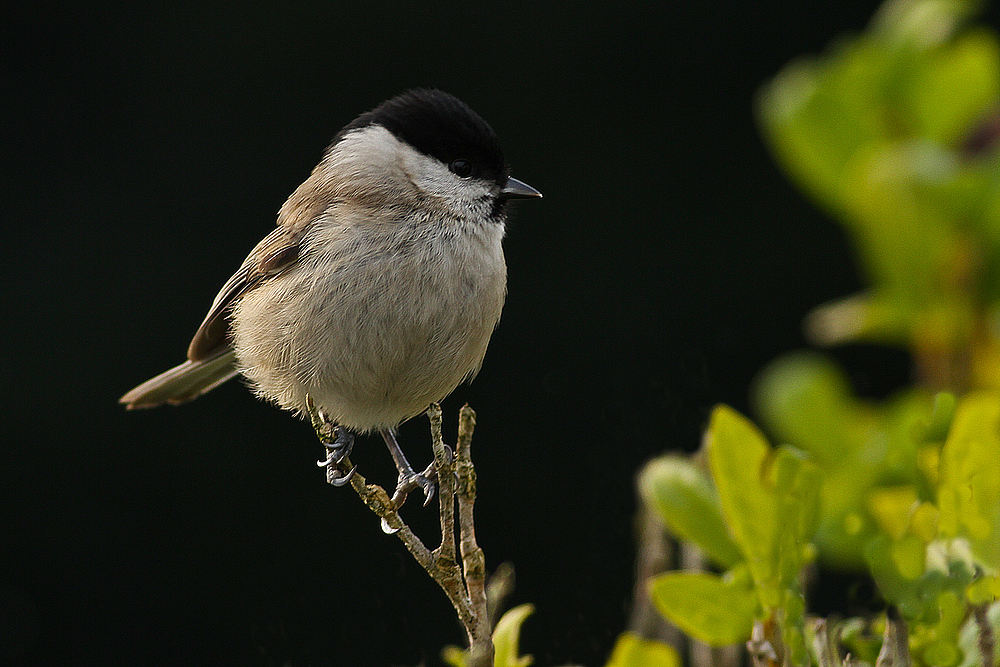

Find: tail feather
<box><xmin>120</xmin><ymin>348</ymin><xmax>239</xmax><ymax>409</ymax></box>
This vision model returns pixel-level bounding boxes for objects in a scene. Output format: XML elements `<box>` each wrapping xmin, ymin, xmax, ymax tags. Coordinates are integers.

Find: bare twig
<box><xmin>748</xmin><ymin>619</ymin><xmax>781</xmax><ymax>667</ymax></box>
<box><xmin>307</xmin><ymin>398</ymin><xmax>493</xmax><ymax>667</ymax></box>
<box><xmin>875</xmin><ymin>610</ymin><xmax>909</xmax><ymax>667</ymax></box>
<box><xmin>973</xmin><ymin>603</ymin><xmax>995</xmax><ymax>667</ymax></box>
<box><xmin>454</xmin><ymin>404</ymin><xmax>494</xmax><ymax>666</ymax></box>
<box><xmin>627</xmin><ymin>502</ymin><xmax>682</xmax><ymax>646</ymax></box>
<box><xmin>813</xmin><ymin>619</ymin><xmax>840</xmax><ymax>667</ymax></box>
<box><xmin>428</xmin><ymin>404</ymin><xmax>457</xmax><ymax>564</ymax></box>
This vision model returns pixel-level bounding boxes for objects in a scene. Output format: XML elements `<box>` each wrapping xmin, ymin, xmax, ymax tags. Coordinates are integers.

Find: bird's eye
<box><xmin>449</xmin><ymin>159</ymin><xmax>475</xmax><ymax>178</ymax></box>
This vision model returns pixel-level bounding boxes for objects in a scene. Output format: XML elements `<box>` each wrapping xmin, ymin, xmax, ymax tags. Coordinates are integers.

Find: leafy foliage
<box><xmin>638</xmin><ymin>0</ymin><xmax>1000</xmax><ymax>665</ymax></box>
<box><xmin>638</xmin><ymin>457</ymin><xmax>741</xmax><ymax>569</ymax></box>
<box><xmin>643</xmin><ymin>391</ymin><xmax>1000</xmax><ymax>665</ymax></box>
<box><xmin>758</xmin><ymin>0</ymin><xmax>1000</xmax><ymax>392</ymax></box>
<box><xmin>649</xmin><ymin>569</ymin><xmax>758</xmax><ymax>646</ymax></box>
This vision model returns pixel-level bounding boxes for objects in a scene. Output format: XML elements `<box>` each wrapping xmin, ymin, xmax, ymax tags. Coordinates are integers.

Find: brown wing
<box><xmin>186</xmin><ymin>227</ymin><xmax>301</xmax><ymax>361</ymax></box>
<box><xmin>186</xmin><ymin>154</ymin><xmax>342</xmax><ymax>361</ymax></box>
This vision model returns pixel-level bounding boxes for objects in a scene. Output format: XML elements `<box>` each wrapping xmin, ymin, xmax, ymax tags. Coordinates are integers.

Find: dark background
<box><xmin>6</xmin><ymin>2</ymin><xmax>990</xmax><ymax>665</ymax></box>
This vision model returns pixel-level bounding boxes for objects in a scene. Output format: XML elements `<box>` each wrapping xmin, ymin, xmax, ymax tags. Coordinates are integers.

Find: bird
<box><xmin>120</xmin><ymin>89</ymin><xmax>541</xmax><ymax>506</ymax></box>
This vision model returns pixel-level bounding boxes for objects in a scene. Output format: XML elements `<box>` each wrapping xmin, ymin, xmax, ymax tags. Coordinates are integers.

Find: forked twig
<box><xmin>307</xmin><ymin>398</ymin><xmax>493</xmax><ymax>667</ymax></box>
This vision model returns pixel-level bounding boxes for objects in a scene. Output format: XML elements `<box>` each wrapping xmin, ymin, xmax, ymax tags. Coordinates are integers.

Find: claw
<box><xmin>379</xmin><ymin>428</ymin><xmax>443</xmax><ymax>509</ymax></box>
<box><xmin>391</xmin><ymin>470</ymin><xmax>437</xmax><ymax>508</ymax></box>
<box><xmin>317</xmin><ymin>426</ymin><xmax>355</xmax><ymax>487</ymax></box>
<box><xmin>420</xmin><ymin>475</ymin><xmax>436</xmax><ymax>506</ymax></box>
<box><xmin>318</xmin><ymin>427</ymin><xmax>354</xmax><ymax>464</ymax></box>
<box><xmin>328</xmin><ymin>466</ymin><xmax>356</xmax><ymax>487</ymax></box>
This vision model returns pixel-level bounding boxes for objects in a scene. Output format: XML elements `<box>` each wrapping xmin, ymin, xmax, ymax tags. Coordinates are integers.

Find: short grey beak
<box><xmin>500</xmin><ymin>176</ymin><xmax>542</xmax><ymax>200</ymax></box>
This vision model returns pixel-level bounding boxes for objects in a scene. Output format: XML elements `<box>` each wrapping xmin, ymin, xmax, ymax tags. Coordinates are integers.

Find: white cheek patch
<box><xmin>326</xmin><ymin>124</ymin><xmax>496</xmax><ymax>217</ymax></box>
<box><xmin>401</xmin><ymin>147</ymin><xmax>493</xmax><ymax>203</ymax></box>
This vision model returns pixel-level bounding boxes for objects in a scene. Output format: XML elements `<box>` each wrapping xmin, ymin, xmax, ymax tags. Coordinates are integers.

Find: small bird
<box><xmin>120</xmin><ymin>89</ymin><xmax>541</xmax><ymax>505</ymax></box>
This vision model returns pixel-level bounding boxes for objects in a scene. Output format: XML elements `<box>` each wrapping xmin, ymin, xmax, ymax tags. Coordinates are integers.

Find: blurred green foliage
<box><xmin>758</xmin><ymin>0</ymin><xmax>1000</xmax><ymax>392</ymax></box>
<box><xmin>636</xmin><ymin>0</ymin><xmax>1000</xmax><ymax>665</ymax></box>
<box><xmin>604</xmin><ymin>632</ymin><xmax>682</xmax><ymax>667</ymax></box>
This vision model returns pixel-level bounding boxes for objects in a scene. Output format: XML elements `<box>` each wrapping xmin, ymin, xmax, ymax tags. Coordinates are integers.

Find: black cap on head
<box><xmin>335</xmin><ymin>89</ymin><xmax>509</xmax><ymax>187</ymax></box>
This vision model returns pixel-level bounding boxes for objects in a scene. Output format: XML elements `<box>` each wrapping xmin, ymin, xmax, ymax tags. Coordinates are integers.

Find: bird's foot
<box><xmin>391</xmin><ymin>466</ymin><xmax>437</xmax><ymax>508</ymax></box>
<box><xmin>390</xmin><ymin>445</ymin><xmax>453</xmax><ymax>508</ymax></box>
<box><xmin>317</xmin><ymin>426</ymin><xmax>356</xmax><ymax>486</ymax></box>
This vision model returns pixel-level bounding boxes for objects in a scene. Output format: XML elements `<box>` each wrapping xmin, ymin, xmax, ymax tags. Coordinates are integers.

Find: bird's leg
<box><xmin>316</xmin><ymin>424</ymin><xmax>356</xmax><ymax>487</ymax></box>
<box><xmin>380</xmin><ymin>428</ymin><xmax>439</xmax><ymax>507</ymax></box>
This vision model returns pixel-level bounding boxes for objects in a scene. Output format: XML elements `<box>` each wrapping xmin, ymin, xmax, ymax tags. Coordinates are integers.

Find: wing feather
<box><xmin>186</xmin><ymin>227</ymin><xmax>300</xmax><ymax>360</ymax></box>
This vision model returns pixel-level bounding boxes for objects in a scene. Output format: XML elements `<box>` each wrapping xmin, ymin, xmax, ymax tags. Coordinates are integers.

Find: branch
<box><xmin>307</xmin><ymin>398</ymin><xmax>494</xmax><ymax>667</ymax></box>
<box><xmin>428</xmin><ymin>403</ymin><xmax>457</xmax><ymax>565</ymax></box>
<box><xmin>454</xmin><ymin>405</ymin><xmax>493</xmax><ymax>664</ymax></box>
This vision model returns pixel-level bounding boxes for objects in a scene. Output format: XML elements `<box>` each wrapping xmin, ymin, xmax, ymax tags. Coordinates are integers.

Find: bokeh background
<box><xmin>7</xmin><ymin>2</ymin><xmax>996</xmax><ymax>665</ymax></box>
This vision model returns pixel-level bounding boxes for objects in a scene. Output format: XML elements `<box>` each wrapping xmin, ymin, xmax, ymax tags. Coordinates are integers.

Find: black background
<box><xmin>6</xmin><ymin>2</ymin><xmax>991</xmax><ymax>665</ymax></box>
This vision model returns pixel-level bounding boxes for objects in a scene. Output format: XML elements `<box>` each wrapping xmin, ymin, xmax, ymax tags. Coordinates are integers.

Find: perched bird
<box><xmin>120</xmin><ymin>89</ymin><xmax>541</xmax><ymax>505</ymax></box>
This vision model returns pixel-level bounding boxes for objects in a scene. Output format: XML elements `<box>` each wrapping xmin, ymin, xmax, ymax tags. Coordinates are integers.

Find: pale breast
<box><xmin>230</xmin><ymin>215</ymin><xmax>507</xmax><ymax>432</ymax></box>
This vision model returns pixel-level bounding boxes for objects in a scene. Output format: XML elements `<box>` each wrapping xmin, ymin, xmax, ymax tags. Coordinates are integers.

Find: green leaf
<box><xmin>638</xmin><ymin>456</ymin><xmax>742</xmax><ymax>568</ymax></box>
<box><xmin>706</xmin><ymin>405</ymin><xmax>821</xmax><ymax>608</ymax></box>
<box><xmin>926</xmin><ymin>392</ymin><xmax>957</xmax><ymax>442</ymax></box>
<box><xmin>758</xmin><ymin>0</ymin><xmax>1000</xmax><ymax>359</ymax></box>
<box><xmin>869</xmin><ymin>0</ymin><xmax>979</xmax><ymax>47</ymax></box>
<box><xmin>937</xmin><ymin>391</ymin><xmax>1000</xmax><ymax>568</ymax></box>
<box><xmin>757</xmin><ymin>41</ymin><xmax>890</xmax><ymax>214</ymax></box>
<box><xmin>868</xmin><ymin>486</ymin><xmax>920</xmax><ymax>540</ymax></box>
<box><xmin>778</xmin><ymin>589</ymin><xmax>809</xmax><ymax>667</ymax></box>
<box><xmin>442</xmin><ymin>645</ymin><xmax>467</xmax><ymax>667</ymax></box>
<box><xmin>706</xmin><ymin>406</ymin><xmax>776</xmax><ymax>586</ymax></box>
<box><xmin>866</xmin><ymin>534</ymin><xmax>928</xmax><ymax>619</ymax></box>
<box><xmin>918</xmin><ymin>590</ymin><xmax>965</xmax><ymax>667</ymax></box>
<box><xmin>492</xmin><ymin>604</ymin><xmax>534</xmax><ymax>667</ymax></box>
<box><xmin>866</xmin><ymin>534</ymin><xmax>976</xmax><ymax>622</ymax></box>
<box><xmin>771</xmin><ymin>446</ymin><xmax>823</xmax><ymax>557</ymax></box>
<box><xmin>890</xmin><ymin>534</ymin><xmax>928</xmax><ymax>580</ymax></box>
<box><xmin>443</xmin><ymin>604</ymin><xmax>535</xmax><ymax>667</ymax></box>
<box><xmin>906</xmin><ymin>27</ymin><xmax>1000</xmax><ymax>145</ymax></box>
<box><xmin>604</xmin><ymin>632</ymin><xmax>681</xmax><ymax>667</ymax></box>
<box><xmin>840</xmin><ymin>617</ymin><xmax>884</xmax><ymax>665</ymax></box>
<box><xmin>966</xmin><ymin>575</ymin><xmax>1000</xmax><ymax>605</ymax></box>
<box><xmin>648</xmin><ymin>571</ymin><xmax>757</xmax><ymax>646</ymax></box>
<box><xmin>752</xmin><ymin>352</ymin><xmax>857</xmax><ymax>462</ymax></box>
